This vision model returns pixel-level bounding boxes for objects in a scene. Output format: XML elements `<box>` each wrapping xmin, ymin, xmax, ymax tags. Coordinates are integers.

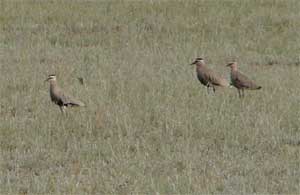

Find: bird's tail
<box><xmin>68</xmin><ymin>99</ymin><xmax>85</xmax><ymax>107</ymax></box>
<box><xmin>77</xmin><ymin>101</ymin><xmax>85</xmax><ymax>106</ymax></box>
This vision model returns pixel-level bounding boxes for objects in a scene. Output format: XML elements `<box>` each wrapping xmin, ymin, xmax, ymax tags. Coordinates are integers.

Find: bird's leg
<box><xmin>60</xmin><ymin>106</ymin><xmax>66</xmax><ymax>114</ymax></box>
<box><xmin>242</xmin><ymin>89</ymin><xmax>245</xmax><ymax>98</ymax></box>
<box><xmin>212</xmin><ymin>86</ymin><xmax>216</xmax><ymax>93</ymax></box>
<box><xmin>206</xmin><ymin>86</ymin><xmax>210</xmax><ymax>94</ymax></box>
<box><xmin>238</xmin><ymin>89</ymin><xmax>242</xmax><ymax>98</ymax></box>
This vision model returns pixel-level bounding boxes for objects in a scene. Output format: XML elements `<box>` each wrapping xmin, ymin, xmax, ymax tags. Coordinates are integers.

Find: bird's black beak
<box><xmin>190</xmin><ymin>61</ymin><xmax>197</xmax><ymax>65</ymax></box>
<box><xmin>44</xmin><ymin>78</ymin><xmax>50</xmax><ymax>82</ymax></box>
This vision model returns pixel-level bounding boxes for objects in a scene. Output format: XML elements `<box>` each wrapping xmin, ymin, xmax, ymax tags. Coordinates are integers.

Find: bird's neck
<box><xmin>231</xmin><ymin>66</ymin><xmax>238</xmax><ymax>72</ymax></box>
<box><xmin>196</xmin><ymin>64</ymin><xmax>201</xmax><ymax>73</ymax></box>
<box><xmin>196</xmin><ymin>63</ymin><xmax>203</xmax><ymax>69</ymax></box>
<box><xmin>49</xmin><ymin>80</ymin><xmax>58</xmax><ymax>89</ymax></box>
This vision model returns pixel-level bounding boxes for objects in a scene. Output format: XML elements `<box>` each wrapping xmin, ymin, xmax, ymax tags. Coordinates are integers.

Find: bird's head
<box><xmin>226</xmin><ymin>62</ymin><xmax>238</xmax><ymax>70</ymax></box>
<box><xmin>190</xmin><ymin>58</ymin><xmax>205</xmax><ymax>66</ymax></box>
<box><xmin>45</xmin><ymin>74</ymin><xmax>57</xmax><ymax>82</ymax></box>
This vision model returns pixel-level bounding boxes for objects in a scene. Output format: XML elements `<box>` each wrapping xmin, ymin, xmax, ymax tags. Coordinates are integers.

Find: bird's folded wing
<box><xmin>61</xmin><ymin>93</ymin><xmax>85</xmax><ymax>106</ymax></box>
<box><xmin>236</xmin><ymin>72</ymin><xmax>259</xmax><ymax>89</ymax></box>
<box><xmin>204</xmin><ymin>69</ymin><xmax>229</xmax><ymax>87</ymax></box>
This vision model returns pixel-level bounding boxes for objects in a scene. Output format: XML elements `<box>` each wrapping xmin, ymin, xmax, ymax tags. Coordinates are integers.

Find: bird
<box><xmin>45</xmin><ymin>74</ymin><xmax>85</xmax><ymax>113</ymax></box>
<box><xmin>77</xmin><ymin>77</ymin><xmax>84</xmax><ymax>85</ymax></box>
<box><xmin>190</xmin><ymin>58</ymin><xmax>229</xmax><ymax>93</ymax></box>
<box><xmin>226</xmin><ymin>62</ymin><xmax>262</xmax><ymax>98</ymax></box>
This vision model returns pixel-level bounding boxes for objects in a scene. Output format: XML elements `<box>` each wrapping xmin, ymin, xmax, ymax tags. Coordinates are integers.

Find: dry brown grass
<box><xmin>1</xmin><ymin>0</ymin><xmax>300</xmax><ymax>194</ymax></box>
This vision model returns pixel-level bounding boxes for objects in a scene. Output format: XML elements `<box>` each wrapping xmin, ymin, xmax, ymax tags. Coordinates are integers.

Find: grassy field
<box><xmin>1</xmin><ymin>0</ymin><xmax>300</xmax><ymax>194</ymax></box>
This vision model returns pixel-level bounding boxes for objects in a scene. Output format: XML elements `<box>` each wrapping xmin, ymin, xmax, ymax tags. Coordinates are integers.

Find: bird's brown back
<box><xmin>197</xmin><ymin>66</ymin><xmax>229</xmax><ymax>87</ymax></box>
<box><xmin>50</xmin><ymin>82</ymin><xmax>85</xmax><ymax>107</ymax></box>
<box><xmin>231</xmin><ymin>70</ymin><xmax>261</xmax><ymax>90</ymax></box>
